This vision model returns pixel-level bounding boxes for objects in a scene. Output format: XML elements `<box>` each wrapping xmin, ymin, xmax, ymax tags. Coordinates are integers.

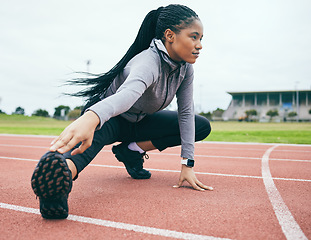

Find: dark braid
<box><xmin>155</xmin><ymin>5</ymin><xmax>198</xmax><ymax>39</ymax></box>
<box><xmin>68</xmin><ymin>4</ymin><xmax>199</xmax><ymax>100</ymax></box>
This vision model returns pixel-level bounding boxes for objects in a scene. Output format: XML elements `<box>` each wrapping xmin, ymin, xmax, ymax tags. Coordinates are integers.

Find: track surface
<box><xmin>0</xmin><ymin>134</ymin><xmax>310</xmax><ymax>240</ymax></box>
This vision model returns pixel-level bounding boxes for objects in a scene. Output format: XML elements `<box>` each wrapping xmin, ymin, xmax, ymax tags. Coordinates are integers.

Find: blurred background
<box><xmin>1</xmin><ymin>0</ymin><xmax>310</xmax><ymax>117</ymax></box>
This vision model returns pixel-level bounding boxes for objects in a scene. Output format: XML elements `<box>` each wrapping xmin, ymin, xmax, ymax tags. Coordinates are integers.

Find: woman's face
<box><xmin>165</xmin><ymin>19</ymin><xmax>203</xmax><ymax>64</ymax></box>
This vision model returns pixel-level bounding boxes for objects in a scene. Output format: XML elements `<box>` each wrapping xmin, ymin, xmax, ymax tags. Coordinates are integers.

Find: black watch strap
<box><xmin>181</xmin><ymin>159</ymin><xmax>195</xmax><ymax>167</ymax></box>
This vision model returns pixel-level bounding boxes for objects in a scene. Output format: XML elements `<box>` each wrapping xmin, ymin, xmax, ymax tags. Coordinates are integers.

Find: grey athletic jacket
<box><xmin>88</xmin><ymin>39</ymin><xmax>195</xmax><ymax>159</ymax></box>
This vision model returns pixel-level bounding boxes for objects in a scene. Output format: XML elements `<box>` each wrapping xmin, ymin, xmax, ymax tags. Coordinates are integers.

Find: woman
<box><xmin>31</xmin><ymin>4</ymin><xmax>213</xmax><ymax>219</ymax></box>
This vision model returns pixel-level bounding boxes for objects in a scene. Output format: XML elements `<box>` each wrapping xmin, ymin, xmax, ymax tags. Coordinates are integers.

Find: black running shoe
<box><xmin>112</xmin><ymin>142</ymin><xmax>151</xmax><ymax>179</ymax></box>
<box><xmin>31</xmin><ymin>151</ymin><xmax>72</xmax><ymax>219</ymax></box>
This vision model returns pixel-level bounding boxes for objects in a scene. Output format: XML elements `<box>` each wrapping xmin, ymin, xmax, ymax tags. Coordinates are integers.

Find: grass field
<box><xmin>0</xmin><ymin>114</ymin><xmax>70</xmax><ymax>136</ymax></box>
<box><xmin>207</xmin><ymin>121</ymin><xmax>311</xmax><ymax>144</ymax></box>
<box><xmin>0</xmin><ymin>114</ymin><xmax>311</xmax><ymax>144</ymax></box>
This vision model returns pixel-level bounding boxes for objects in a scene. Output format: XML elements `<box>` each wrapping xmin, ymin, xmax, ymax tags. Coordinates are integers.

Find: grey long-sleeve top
<box><xmin>88</xmin><ymin>39</ymin><xmax>195</xmax><ymax>159</ymax></box>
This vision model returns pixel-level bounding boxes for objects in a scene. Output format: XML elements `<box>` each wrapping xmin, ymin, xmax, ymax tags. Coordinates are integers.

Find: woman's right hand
<box><xmin>50</xmin><ymin>110</ymin><xmax>100</xmax><ymax>155</ymax></box>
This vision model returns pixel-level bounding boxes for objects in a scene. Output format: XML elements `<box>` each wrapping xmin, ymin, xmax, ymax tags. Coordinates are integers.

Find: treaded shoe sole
<box><xmin>125</xmin><ymin>166</ymin><xmax>151</xmax><ymax>180</ymax></box>
<box><xmin>112</xmin><ymin>146</ymin><xmax>151</xmax><ymax>179</ymax></box>
<box><xmin>31</xmin><ymin>151</ymin><xmax>72</xmax><ymax>219</ymax></box>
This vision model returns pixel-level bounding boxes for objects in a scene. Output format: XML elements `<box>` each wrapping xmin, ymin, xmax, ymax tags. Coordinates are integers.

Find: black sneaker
<box><xmin>31</xmin><ymin>151</ymin><xmax>72</xmax><ymax>219</ymax></box>
<box><xmin>112</xmin><ymin>142</ymin><xmax>151</xmax><ymax>179</ymax></box>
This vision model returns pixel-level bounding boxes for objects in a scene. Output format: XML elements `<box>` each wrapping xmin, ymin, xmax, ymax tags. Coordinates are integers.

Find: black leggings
<box><xmin>64</xmin><ymin>110</ymin><xmax>211</xmax><ymax>174</ymax></box>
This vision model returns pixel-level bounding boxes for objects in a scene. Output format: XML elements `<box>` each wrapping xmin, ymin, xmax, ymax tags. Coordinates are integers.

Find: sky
<box><xmin>1</xmin><ymin>0</ymin><xmax>311</xmax><ymax>116</ymax></box>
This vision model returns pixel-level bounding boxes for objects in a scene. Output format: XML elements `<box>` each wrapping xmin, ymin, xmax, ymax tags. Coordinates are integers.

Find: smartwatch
<box><xmin>181</xmin><ymin>159</ymin><xmax>195</xmax><ymax>167</ymax></box>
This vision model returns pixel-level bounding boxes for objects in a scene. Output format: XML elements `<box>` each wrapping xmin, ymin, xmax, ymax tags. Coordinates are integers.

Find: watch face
<box><xmin>187</xmin><ymin>159</ymin><xmax>194</xmax><ymax>167</ymax></box>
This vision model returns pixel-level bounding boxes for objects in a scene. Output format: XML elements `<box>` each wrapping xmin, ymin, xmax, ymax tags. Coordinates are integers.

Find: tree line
<box><xmin>199</xmin><ymin>108</ymin><xmax>304</xmax><ymax>122</ymax></box>
<box><xmin>0</xmin><ymin>105</ymin><xmax>82</xmax><ymax>120</ymax></box>
<box><xmin>1</xmin><ymin>106</ymin><xmax>309</xmax><ymax>122</ymax></box>
<box><xmin>1</xmin><ymin>105</ymin><xmax>226</xmax><ymax>121</ymax></box>
<box><xmin>241</xmin><ymin>109</ymin><xmax>300</xmax><ymax>121</ymax></box>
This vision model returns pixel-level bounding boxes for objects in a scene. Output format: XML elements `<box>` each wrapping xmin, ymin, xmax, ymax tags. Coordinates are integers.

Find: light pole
<box><xmin>86</xmin><ymin>60</ymin><xmax>91</xmax><ymax>72</ymax></box>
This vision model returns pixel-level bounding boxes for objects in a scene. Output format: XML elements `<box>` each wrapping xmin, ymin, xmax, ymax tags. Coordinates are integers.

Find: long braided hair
<box><xmin>68</xmin><ymin>4</ymin><xmax>199</xmax><ymax>101</ymax></box>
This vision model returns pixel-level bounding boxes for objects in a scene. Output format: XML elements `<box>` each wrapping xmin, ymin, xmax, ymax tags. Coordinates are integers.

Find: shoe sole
<box><xmin>112</xmin><ymin>146</ymin><xmax>151</xmax><ymax>179</ymax></box>
<box><xmin>31</xmin><ymin>152</ymin><xmax>72</xmax><ymax>219</ymax></box>
<box><xmin>126</xmin><ymin>167</ymin><xmax>151</xmax><ymax>179</ymax></box>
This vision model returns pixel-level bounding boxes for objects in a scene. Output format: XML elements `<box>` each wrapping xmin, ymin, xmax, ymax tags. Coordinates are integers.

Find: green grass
<box><xmin>207</xmin><ymin>121</ymin><xmax>311</xmax><ymax>144</ymax></box>
<box><xmin>0</xmin><ymin>114</ymin><xmax>70</xmax><ymax>135</ymax></box>
<box><xmin>0</xmin><ymin>114</ymin><xmax>311</xmax><ymax>144</ymax></box>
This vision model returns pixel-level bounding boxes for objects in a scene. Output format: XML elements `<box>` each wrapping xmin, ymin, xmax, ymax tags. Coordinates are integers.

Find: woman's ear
<box><xmin>163</xmin><ymin>29</ymin><xmax>175</xmax><ymax>43</ymax></box>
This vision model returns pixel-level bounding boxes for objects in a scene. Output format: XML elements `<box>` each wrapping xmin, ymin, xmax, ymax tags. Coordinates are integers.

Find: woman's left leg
<box><xmin>112</xmin><ymin>110</ymin><xmax>211</xmax><ymax>178</ymax></box>
<box><xmin>129</xmin><ymin>110</ymin><xmax>211</xmax><ymax>151</ymax></box>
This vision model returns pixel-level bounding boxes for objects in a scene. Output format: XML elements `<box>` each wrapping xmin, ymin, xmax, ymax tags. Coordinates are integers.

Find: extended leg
<box><xmin>31</xmin><ymin>116</ymin><xmax>127</xmax><ymax>218</ymax></box>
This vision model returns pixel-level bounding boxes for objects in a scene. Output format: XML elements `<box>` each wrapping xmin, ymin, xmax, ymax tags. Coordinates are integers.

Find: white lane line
<box><xmin>197</xmin><ymin>141</ymin><xmax>311</xmax><ymax>148</ymax></box>
<box><xmin>0</xmin><ymin>156</ymin><xmax>38</xmax><ymax>162</ymax></box>
<box><xmin>1</xmin><ymin>156</ymin><xmax>311</xmax><ymax>182</ymax></box>
<box><xmin>0</xmin><ymin>141</ymin><xmax>311</xmax><ymax>153</ymax></box>
<box><xmin>0</xmin><ymin>144</ymin><xmax>48</xmax><ymax>149</ymax></box>
<box><xmin>195</xmin><ymin>155</ymin><xmax>311</xmax><ymax>163</ymax></box>
<box><xmin>196</xmin><ymin>146</ymin><xmax>311</xmax><ymax>153</ymax></box>
<box><xmin>0</xmin><ymin>134</ymin><xmax>56</xmax><ymax>138</ymax></box>
<box><xmin>1</xmin><ymin>144</ymin><xmax>310</xmax><ymax>163</ymax></box>
<box><xmin>3</xmin><ymin>134</ymin><xmax>310</xmax><ymax>149</ymax></box>
<box><xmin>0</xmin><ymin>202</ymin><xmax>231</xmax><ymax>240</ymax></box>
<box><xmin>148</xmin><ymin>152</ymin><xmax>311</xmax><ymax>163</ymax></box>
<box><xmin>91</xmin><ymin>164</ymin><xmax>311</xmax><ymax>182</ymax></box>
<box><xmin>261</xmin><ymin>145</ymin><xmax>308</xmax><ymax>240</ymax></box>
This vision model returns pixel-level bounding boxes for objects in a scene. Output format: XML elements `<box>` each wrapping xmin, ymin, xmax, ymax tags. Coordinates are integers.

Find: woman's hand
<box><xmin>173</xmin><ymin>165</ymin><xmax>213</xmax><ymax>191</ymax></box>
<box><xmin>50</xmin><ymin>111</ymin><xmax>100</xmax><ymax>155</ymax></box>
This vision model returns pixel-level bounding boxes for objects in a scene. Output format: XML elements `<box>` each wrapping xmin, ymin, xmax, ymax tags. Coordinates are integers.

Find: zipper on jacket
<box><xmin>156</xmin><ymin>66</ymin><xmax>180</xmax><ymax>112</ymax></box>
<box><xmin>153</xmin><ymin>39</ymin><xmax>182</xmax><ymax>112</ymax></box>
<box><xmin>136</xmin><ymin>111</ymin><xmax>142</xmax><ymax>122</ymax></box>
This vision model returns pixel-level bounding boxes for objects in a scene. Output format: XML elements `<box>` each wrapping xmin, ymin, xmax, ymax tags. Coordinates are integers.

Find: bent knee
<box><xmin>195</xmin><ymin>115</ymin><xmax>211</xmax><ymax>141</ymax></box>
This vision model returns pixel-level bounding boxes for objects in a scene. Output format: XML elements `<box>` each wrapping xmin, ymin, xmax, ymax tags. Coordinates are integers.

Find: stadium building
<box><xmin>223</xmin><ymin>90</ymin><xmax>311</xmax><ymax>121</ymax></box>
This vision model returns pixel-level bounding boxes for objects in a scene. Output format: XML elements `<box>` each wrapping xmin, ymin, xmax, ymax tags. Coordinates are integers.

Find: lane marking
<box><xmin>0</xmin><ymin>144</ymin><xmax>48</xmax><ymax>149</ymax></box>
<box><xmin>2</xmin><ymin>142</ymin><xmax>311</xmax><ymax>154</ymax></box>
<box><xmin>90</xmin><ymin>163</ymin><xmax>311</xmax><ymax>182</ymax></box>
<box><xmin>2</xmin><ymin>134</ymin><xmax>311</xmax><ymax>148</ymax></box>
<box><xmin>0</xmin><ymin>156</ymin><xmax>38</xmax><ymax>162</ymax></box>
<box><xmin>0</xmin><ymin>134</ymin><xmax>56</xmax><ymax>138</ymax></box>
<box><xmin>147</xmin><ymin>152</ymin><xmax>311</xmax><ymax>162</ymax></box>
<box><xmin>195</xmin><ymin>155</ymin><xmax>311</xmax><ymax>163</ymax></box>
<box><xmin>1</xmin><ymin>144</ymin><xmax>310</xmax><ymax>163</ymax></box>
<box><xmin>0</xmin><ymin>202</ymin><xmax>231</xmax><ymax>240</ymax></box>
<box><xmin>1</xmin><ymin>138</ymin><xmax>311</xmax><ymax>153</ymax></box>
<box><xmin>197</xmin><ymin>141</ymin><xmax>311</xmax><ymax>148</ymax></box>
<box><xmin>261</xmin><ymin>145</ymin><xmax>308</xmax><ymax>240</ymax></box>
<box><xmin>195</xmin><ymin>145</ymin><xmax>311</xmax><ymax>153</ymax></box>
<box><xmin>1</xmin><ymin>156</ymin><xmax>311</xmax><ymax>182</ymax></box>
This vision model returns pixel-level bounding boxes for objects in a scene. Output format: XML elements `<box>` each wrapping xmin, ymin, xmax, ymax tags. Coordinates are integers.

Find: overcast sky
<box><xmin>1</xmin><ymin>0</ymin><xmax>310</xmax><ymax>115</ymax></box>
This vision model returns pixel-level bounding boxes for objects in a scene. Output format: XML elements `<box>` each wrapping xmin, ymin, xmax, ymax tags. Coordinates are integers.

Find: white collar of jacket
<box><xmin>150</xmin><ymin>38</ymin><xmax>186</xmax><ymax>69</ymax></box>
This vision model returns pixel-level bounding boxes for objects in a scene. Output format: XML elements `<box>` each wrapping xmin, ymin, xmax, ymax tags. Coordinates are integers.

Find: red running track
<box><xmin>0</xmin><ymin>134</ymin><xmax>310</xmax><ymax>240</ymax></box>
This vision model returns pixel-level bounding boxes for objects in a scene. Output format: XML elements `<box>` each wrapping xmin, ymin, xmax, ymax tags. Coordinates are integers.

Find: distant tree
<box><xmin>68</xmin><ymin>109</ymin><xmax>81</xmax><ymax>120</ymax></box>
<box><xmin>309</xmin><ymin>109</ymin><xmax>311</xmax><ymax>114</ymax></box>
<box><xmin>244</xmin><ymin>109</ymin><xmax>257</xmax><ymax>122</ymax></box>
<box><xmin>14</xmin><ymin>106</ymin><xmax>25</xmax><ymax>115</ymax></box>
<box><xmin>32</xmin><ymin>109</ymin><xmax>50</xmax><ymax>117</ymax></box>
<box><xmin>53</xmin><ymin>105</ymin><xmax>70</xmax><ymax>118</ymax></box>
<box><xmin>266</xmin><ymin>109</ymin><xmax>278</xmax><ymax>120</ymax></box>
<box><xmin>245</xmin><ymin>109</ymin><xmax>257</xmax><ymax>117</ymax></box>
<box><xmin>199</xmin><ymin>111</ymin><xmax>212</xmax><ymax>120</ymax></box>
<box><xmin>74</xmin><ymin>106</ymin><xmax>83</xmax><ymax>111</ymax></box>
<box><xmin>0</xmin><ymin>109</ymin><xmax>6</xmax><ymax>114</ymax></box>
<box><xmin>288</xmin><ymin>111</ymin><xmax>297</xmax><ymax>118</ymax></box>
<box><xmin>212</xmin><ymin>108</ymin><xmax>225</xmax><ymax>118</ymax></box>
